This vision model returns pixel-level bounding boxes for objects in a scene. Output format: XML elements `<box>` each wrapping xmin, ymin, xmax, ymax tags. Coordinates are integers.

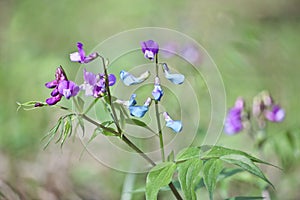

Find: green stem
<box><xmin>81</xmin><ymin>114</ymin><xmax>155</xmax><ymax>166</ymax></box>
<box><xmin>99</xmin><ymin>55</ymin><xmax>122</xmax><ymax>134</ymax></box>
<box><xmin>155</xmin><ymin>100</ymin><xmax>165</xmax><ymax>161</ymax></box>
<box><xmin>154</xmin><ymin>54</ymin><xmax>166</xmax><ymax>161</ymax></box>
<box><xmin>83</xmin><ymin>98</ymin><xmax>100</xmax><ymax>114</ymax></box>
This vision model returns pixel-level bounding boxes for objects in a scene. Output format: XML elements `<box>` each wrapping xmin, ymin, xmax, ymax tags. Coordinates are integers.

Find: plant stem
<box><xmin>99</xmin><ymin>55</ymin><xmax>122</xmax><ymax>134</ymax></box>
<box><xmin>155</xmin><ymin>100</ymin><xmax>165</xmax><ymax>161</ymax></box>
<box><xmin>81</xmin><ymin>114</ymin><xmax>156</xmax><ymax>166</ymax></box>
<box><xmin>154</xmin><ymin>54</ymin><xmax>166</xmax><ymax>161</ymax></box>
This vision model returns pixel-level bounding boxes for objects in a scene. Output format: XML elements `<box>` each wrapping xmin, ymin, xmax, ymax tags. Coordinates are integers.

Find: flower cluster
<box><xmin>118</xmin><ymin>40</ymin><xmax>185</xmax><ymax>133</ymax></box>
<box><xmin>81</xmin><ymin>69</ymin><xmax>116</xmax><ymax>98</ymax></box>
<box><xmin>44</xmin><ymin>66</ymin><xmax>79</xmax><ymax>105</ymax></box>
<box><xmin>43</xmin><ymin>43</ymin><xmax>116</xmax><ymax>106</ymax></box>
<box><xmin>224</xmin><ymin>91</ymin><xmax>285</xmax><ymax>135</ymax></box>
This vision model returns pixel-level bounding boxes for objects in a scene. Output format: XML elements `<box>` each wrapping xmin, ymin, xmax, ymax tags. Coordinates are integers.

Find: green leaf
<box><xmin>217</xmin><ymin>168</ymin><xmax>244</xmax><ymax>181</ymax></box>
<box><xmin>203</xmin><ymin>158</ymin><xmax>223</xmax><ymax>200</ymax></box>
<box><xmin>146</xmin><ymin>162</ymin><xmax>176</xmax><ymax>200</ymax></box>
<box><xmin>75</xmin><ymin>116</ymin><xmax>85</xmax><ymax>136</ymax></box>
<box><xmin>220</xmin><ymin>154</ymin><xmax>274</xmax><ymax>188</ymax></box>
<box><xmin>125</xmin><ymin>118</ymin><xmax>156</xmax><ymax>134</ymax></box>
<box><xmin>178</xmin><ymin>158</ymin><xmax>202</xmax><ymax>200</ymax></box>
<box><xmin>167</xmin><ymin>151</ymin><xmax>175</xmax><ymax>162</ymax></box>
<box><xmin>225</xmin><ymin>196</ymin><xmax>264</xmax><ymax>200</ymax></box>
<box><xmin>176</xmin><ymin>146</ymin><xmax>201</xmax><ymax>162</ymax></box>
<box><xmin>76</xmin><ymin>96</ymin><xmax>85</xmax><ymax>113</ymax></box>
<box><xmin>203</xmin><ymin>146</ymin><xmax>278</xmax><ymax>168</ymax></box>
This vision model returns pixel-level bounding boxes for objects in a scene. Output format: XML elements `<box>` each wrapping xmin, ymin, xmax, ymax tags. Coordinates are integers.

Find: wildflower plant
<box><xmin>19</xmin><ymin>31</ymin><xmax>281</xmax><ymax>199</ymax></box>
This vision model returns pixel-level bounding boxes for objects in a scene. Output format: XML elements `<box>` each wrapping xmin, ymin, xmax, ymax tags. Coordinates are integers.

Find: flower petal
<box><xmin>163</xmin><ymin>64</ymin><xmax>184</xmax><ymax>85</ymax></box>
<box><xmin>129</xmin><ymin>105</ymin><xmax>148</xmax><ymax>118</ymax></box>
<box><xmin>120</xmin><ymin>70</ymin><xmax>150</xmax><ymax>86</ymax></box>
<box><xmin>108</xmin><ymin>74</ymin><xmax>116</xmax><ymax>86</ymax></box>
<box><xmin>70</xmin><ymin>52</ymin><xmax>82</xmax><ymax>62</ymax></box>
<box><xmin>163</xmin><ymin>112</ymin><xmax>183</xmax><ymax>133</ymax></box>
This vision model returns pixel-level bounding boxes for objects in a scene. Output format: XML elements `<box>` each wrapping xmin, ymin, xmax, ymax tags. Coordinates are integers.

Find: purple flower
<box><xmin>58</xmin><ymin>80</ymin><xmax>79</xmax><ymax>99</ymax></box>
<box><xmin>152</xmin><ymin>77</ymin><xmax>164</xmax><ymax>101</ymax></box>
<box><xmin>141</xmin><ymin>40</ymin><xmax>159</xmax><ymax>60</ymax></box>
<box><xmin>224</xmin><ymin>98</ymin><xmax>245</xmax><ymax>135</ymax></box>
<box><xmin>81</xmin><ymin>69</ymin><xmax>116</xmax><ymax>98</ymax></box>
<box><xmin>45</xmin><ymin>66</ymin><xmax>78</xmax><ymax>106</ymax></box>
<box><xmin>163</xmin><ymin>112</ymin><xmax>183</xmax><ymax>133</ymax></box>
<box><xmin>264</xmin><ymin>105</ymin><xmax>285</xmax><ymax>122</ymax></box>
<box><xmin>70</xmin><ymin>42</ymin><xmax>98</xmax><ymax>64</ymax></box>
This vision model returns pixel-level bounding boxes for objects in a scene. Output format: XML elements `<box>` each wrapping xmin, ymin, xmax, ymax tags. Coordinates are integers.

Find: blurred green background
<box><xmin>1</xmin><ymin>0</ymin><xmax>300</xmax><ymax>199</ymax></box>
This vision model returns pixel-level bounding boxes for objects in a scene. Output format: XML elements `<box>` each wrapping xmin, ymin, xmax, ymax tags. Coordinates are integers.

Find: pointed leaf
<box><xmin>146</xmin><ymin>162</ymin><xmax>176</xmax><ymax>200</ymax></box>
<box><xmin>203</xmin><ymin>159</ymin><xmax>223</xmax><ymax>200</ymax></box>
<box><xmin>76</xmin><ymin>96</ymin><xmax>85</xmax><ymax>113</ymax></box>
<box><xmin>220</xmin><ymin>154</ymin><xmax>274</xmax><ymax>188</ymax></box>
<box><xmin>178</xmin><ymin>158</ymin><xmax>202</xmax><ymax>200</ymax></box>
<box><xmin>203</xmin><ymin>146</ymin><xmax>278</xmax><ymax>168</ymax></box>
<box><xmin>125</xmin><ymin>118</ymin><xmax>156</xmax><ymax>133</ymax></box>
<box><xmin>176</xmin><ymin>146</ymin><xmax>201</xmax><ymax>162</ymax></box>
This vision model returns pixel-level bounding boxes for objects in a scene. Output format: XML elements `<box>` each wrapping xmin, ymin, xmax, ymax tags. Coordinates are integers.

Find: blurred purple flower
<box><xmin>81</xmin><ymin>69</ymin><xmax>116</xmax><ymax>98</ymax></box>
<box><xmin>141</xmin><ymin>40</ymin><xmax>159</xmax><ymax>60</ymax></box>
<box><xmin>224</xmin><ymin>98</ymin><xmax>245</xmax><ymax>135</ymax></box>
<box><xmin>161</xmin><ymin>42</ymin><xmax>178</xmax><ymax>59</ymax></box>
<box><xmin>181</xmin><ymin>44</ymin><xmax>201</xmax><ymax>64</ymax></box>
<box><xmin>163</xmin><ymin>112</ymin><xmax>183</xmax><ymax>133</ymax></box>
<box><xmin>264</xmin><ymin>105</ymin><xmax>285</xmax><ymax>122</ymax></box>
<box><xmin>152</xmin><ymin>77</ymin><xmax>164</xmax><ymax>101</ymax></box>
<box><xmin>70</xmin><ymin>42</ymin><xmax>98</xmax><ymax>64</ymax></box>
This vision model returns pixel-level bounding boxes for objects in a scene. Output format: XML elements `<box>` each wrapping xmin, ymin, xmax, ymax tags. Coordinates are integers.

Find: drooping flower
<box><xmin>141</xmin><ymin>40</ymin><xmax>159</xmax><ymax>60</ymax></box>
<box><xmin>45</xmin><ymin>66</ymin><xmax>79</xmax><ymax>105</ymax></box>
<box><xmin>119</xmin><ymin>70</ymin><xmax>150</xmax><ymax>86</ymax></box>
<box><xmin>152</xmin><ymin>77</ymin><xmax>164</xmax><ymax>101</ymax></box>
<box><xmin>70</xmin><ymin>42</ymin><xmax>98</xmax><ymax>64</ymax></box>
<box><xmin>162</xmin><ymin>63</ymin><xmax>185</xmax><ymax>85</ymax></box>
<box><xmin>264</xmin><ymin>105</ymin><xmax>285</xmax><ymax>122</ymax></box>
<box><xmin>115</xmin><ymin>94</ymin><xmax>151</xmax><ymax>118</ymax></box>
<box><xmin>81</xmin><ymin>69</ymin><xmax>116</xmax><ymax>98</ymax></box>
<box><xmin>224</xmin><ymin>98</ymin><xmax>245</xmax><ymax>135</ymax></box>
<box><xmin>129</xmin><ymin>96</ymin><xmax>152</xmax><ymax>118</ymax></box>
<box><xmin>163</xmin><ymin>112</ymin><xmax>183</xmax><ymax>133</ymax></box>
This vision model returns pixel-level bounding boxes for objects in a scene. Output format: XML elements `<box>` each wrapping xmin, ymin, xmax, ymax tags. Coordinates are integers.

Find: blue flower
<box><xmin>115</xmin><ymin>95</ymin><xmax>151</xmax><ymax>118</ymax></box>
<box><xmin>163</xmin><ymin>112</ymin><xmax>183</xmax><ymax>133</ymax></box>
<box><xmin>152</xmin><ymin>77</ymin><xmax>164</xmax><ymax>101</ymax></box>
<box><xmin>120</xmin><ymin>70</ymin><xmax>150</xmax><ymax>86</ymax></box>
<box><xmin>129</xmin><ymin>97</ymin><xmax>151</xmax><ymax>118</ymax></box>
<box><xmin>163</xmin><ymin>63</ymin><xmax>185</xmax><ymax>85</ymax></box>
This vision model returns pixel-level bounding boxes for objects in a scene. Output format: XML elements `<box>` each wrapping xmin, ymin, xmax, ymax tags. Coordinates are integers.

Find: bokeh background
<box><xmin>1</xmin><ymin>0</ymin><xmax>299</xmax><ymax>199</ymax></box>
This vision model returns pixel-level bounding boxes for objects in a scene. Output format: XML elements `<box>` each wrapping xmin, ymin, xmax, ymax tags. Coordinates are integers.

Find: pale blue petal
<box><xmin>164</xmin><ymin>70</ymin><xmax>185</xmax><ymax>85</ymax></box>
<box><xmin>129</xmin><ymin>106</ymin><xmax>148</xmax><ymax>118</ymax></box>
<box><xmin>166</xmin><ymin>120</ymin><xmax>183</xmax><ymax>133</ymax></box>
<box><xmin>152</xmin><ymin>85</ymin><xmax>164</xmax><ymax>101</ymax></box>
<box><xmin>120</xmin><ymin>70</ymin><xmax>150</xmax><ymax>86</ymax></box>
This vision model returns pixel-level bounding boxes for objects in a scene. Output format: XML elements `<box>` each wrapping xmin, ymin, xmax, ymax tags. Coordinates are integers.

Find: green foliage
<box><xmin>203</xmin><ymin>159</ymin><xmax>223</xmax><ymax>200</ymax></box>
<box><xmin>178</xmin><ymin>158</ymin><xmax>202</xmax><ymax>200</ymax></box>
<box><xmin>146</xmin><ymin>162</ymin><xmax>176</xmax><ymax>200</ymax></box>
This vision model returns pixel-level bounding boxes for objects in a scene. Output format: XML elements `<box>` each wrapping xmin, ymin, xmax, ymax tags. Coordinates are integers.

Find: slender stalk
<box><xmin>154</xmin><ymin>54</ymin><xmax>166</xmax><ymax>161</ymax></box>
<box><xmin>83</xmin><ymin>98</ymin><xmax>99</xmax><ymax>114</ymax></box>
<box><xmin>81</xmin><ymin>114</ymin><xmax>156</xmax><ymax>166</ymax></box>
<box><xmin>99</xmin><ymin>55</ymin><xmax>122</xmax><ymax>134</ymax></box>
<box><xmin>155</xmin><ymin>101</ymin><xmax>165</xmax><ymax>161</ymax></box>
